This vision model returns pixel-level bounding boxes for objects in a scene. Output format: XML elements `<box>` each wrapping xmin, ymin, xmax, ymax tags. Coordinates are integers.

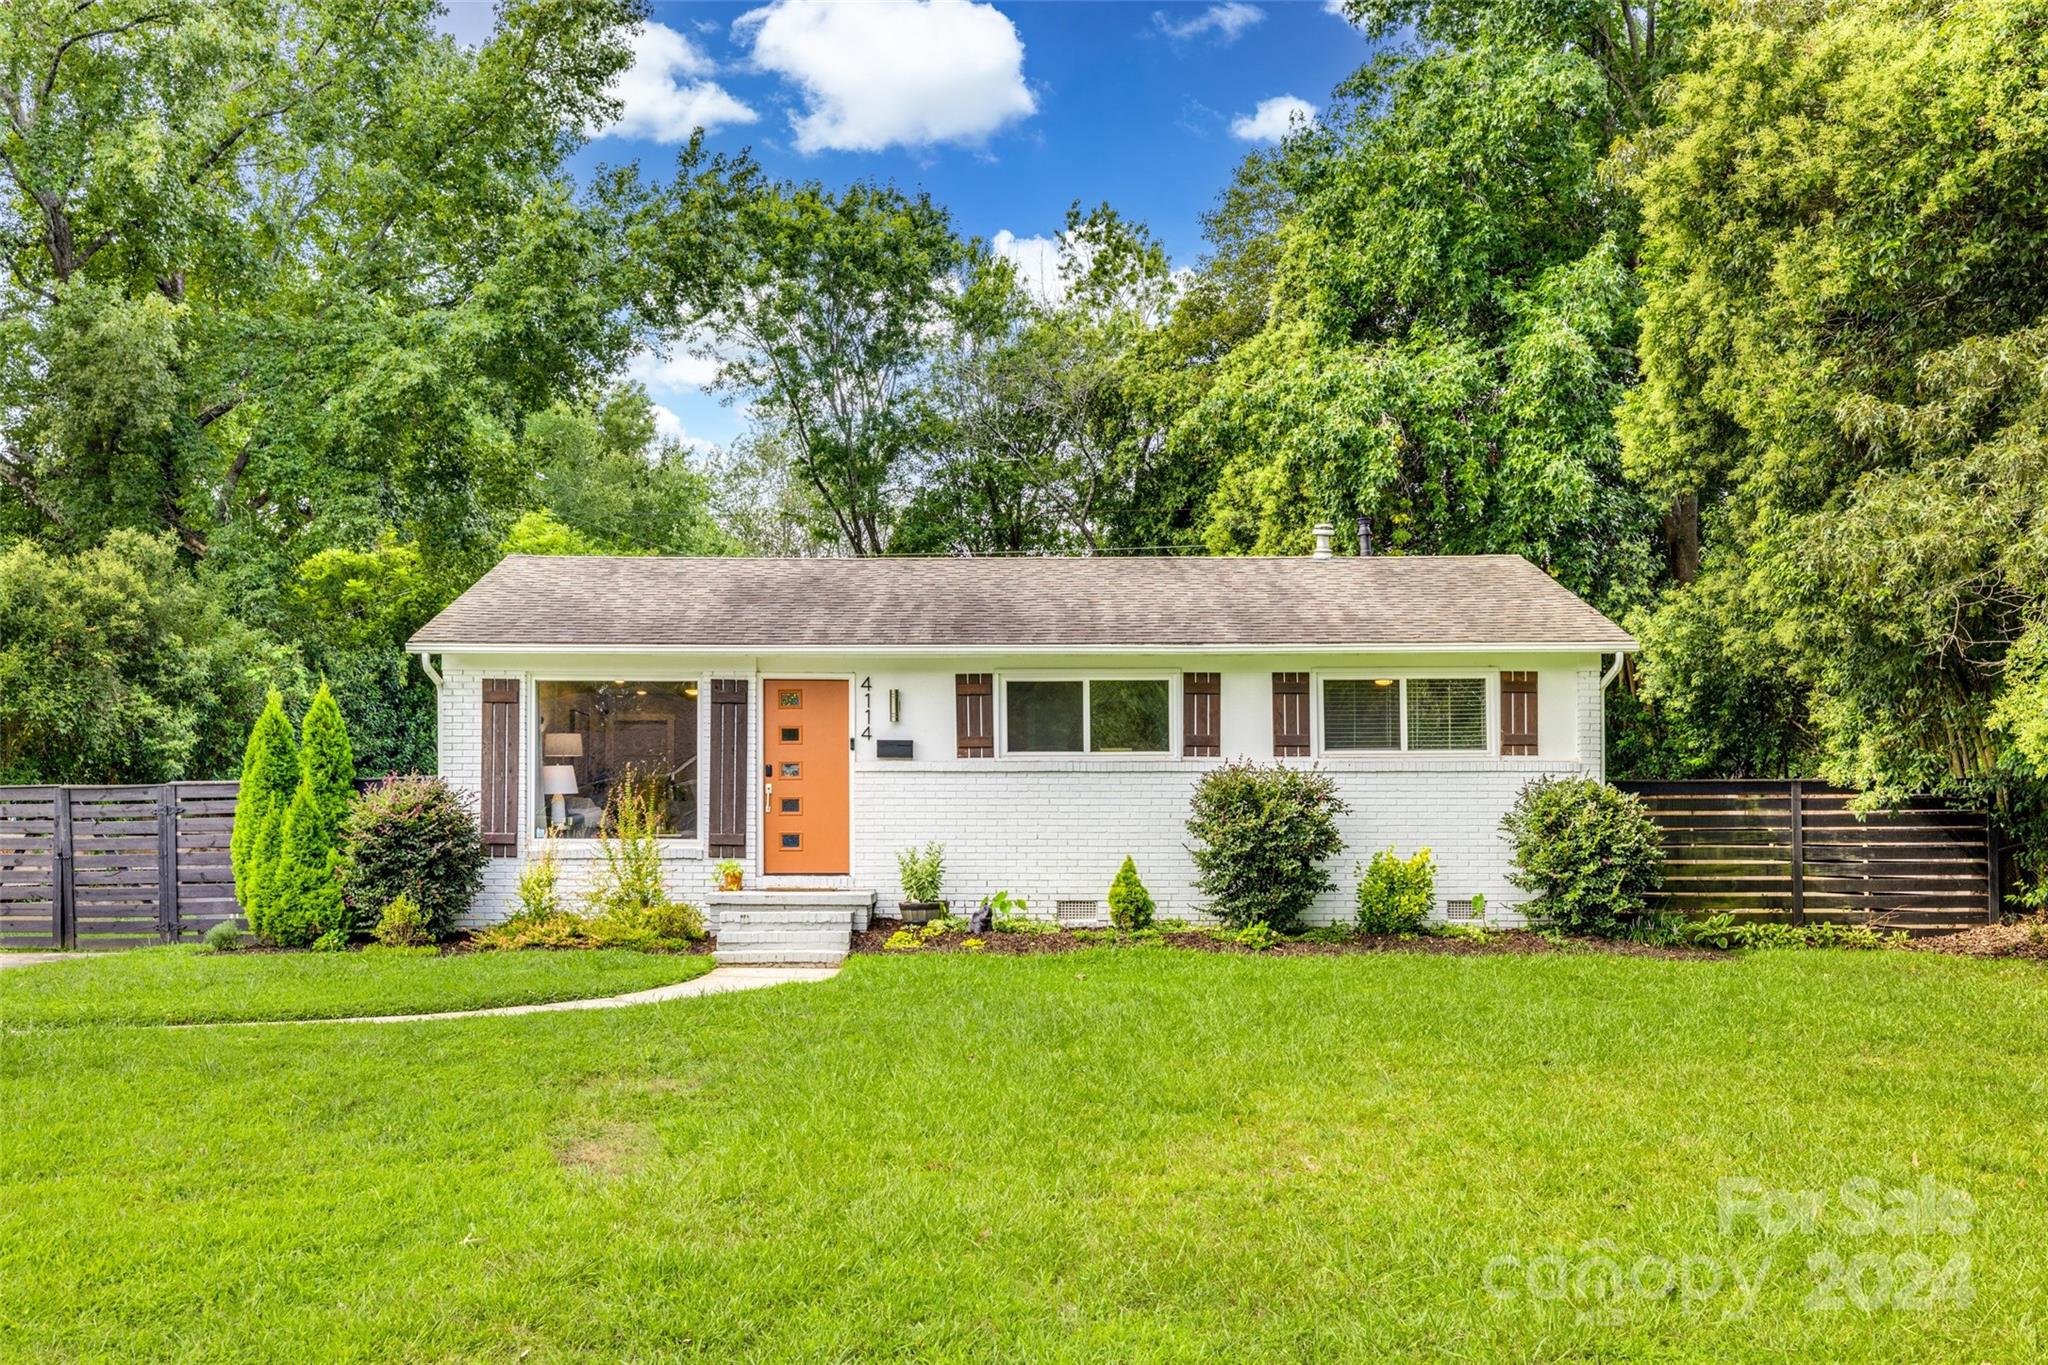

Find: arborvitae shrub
<box><xmin>1107</xmin><ymin>856</ymin><xmax>1155</xmax><ymax>932</ymax></box>
<box><xmin>264</xmin><ymin>684</ymin><xmax>355</xmax><ymax>946</ymax></box>
<box><xmin>232</xmin><ymin>690</ymin><xmax>299</xmax><ymax>934</ymax></box>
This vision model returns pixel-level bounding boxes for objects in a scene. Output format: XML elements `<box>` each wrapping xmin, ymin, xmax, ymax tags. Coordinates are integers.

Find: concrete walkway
<box><xmin>0</xmin><ymin>952</ymin><xmax>64</xmax><ymax>969</ymax></box>
<box><xmin>195</xmin><ymin>964</ymin><xmax>843</xmax><ymax>1027</ymax></box>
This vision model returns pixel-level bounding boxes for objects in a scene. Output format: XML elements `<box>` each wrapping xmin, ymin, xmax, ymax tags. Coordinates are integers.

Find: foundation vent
<box><xmin>1056</xmin><ymin>899</ymin><xmax>1107</xmax><ymax>928</ymax></box>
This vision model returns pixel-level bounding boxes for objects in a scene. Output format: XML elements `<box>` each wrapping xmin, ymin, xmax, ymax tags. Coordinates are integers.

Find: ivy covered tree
<box><xmin>262</xmin><ymin>683</ymin><xmax>356</xmax><ymax>945</ymax></box>
<box><xmin>1619</xmin><ymin>0</ymin><xmax>2048</xmax><ymax>889</ymax></box>
<box><xmin>231</xmin><ymin>691</ymin><xmax>300</xmax><ymax>915</ymax></box>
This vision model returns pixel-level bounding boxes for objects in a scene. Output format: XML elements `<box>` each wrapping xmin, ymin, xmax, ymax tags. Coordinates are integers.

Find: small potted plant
<box><xmin>714</xmin><ymin>858</ymin><xmax>745</xmax><ymax>892</ymax></box>
<box><xmin>896</xmin><ymin>841</ymin><xmax>946</xmax><ymax>924</ymax></box>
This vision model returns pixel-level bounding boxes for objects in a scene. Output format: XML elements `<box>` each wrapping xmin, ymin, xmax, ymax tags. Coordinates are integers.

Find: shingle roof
<box><xmin>408</xmin><ymin>554</ymin><xmax>1634</xmax><ymax>651</ymax></box>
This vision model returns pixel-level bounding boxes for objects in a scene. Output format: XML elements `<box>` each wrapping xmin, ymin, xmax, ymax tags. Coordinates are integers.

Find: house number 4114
<box><xmin>860</xmin><ymin>676</ymin><xmax>872</xmax><ymax>741</ymax></box>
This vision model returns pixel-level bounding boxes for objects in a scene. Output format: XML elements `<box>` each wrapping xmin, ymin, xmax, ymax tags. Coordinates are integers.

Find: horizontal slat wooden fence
<box><xmin>1614</xmin><ymin>780</ymin><xmax>1998</xmax><ymax>933</ymax></box>
<box><xmin>0</xmin><ymin>783</ymin><xmax>242</xmax><ymax>950</ymax></box>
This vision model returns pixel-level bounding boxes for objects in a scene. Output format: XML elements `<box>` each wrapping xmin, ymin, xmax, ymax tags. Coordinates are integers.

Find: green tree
<box><xmin>1620</xmin><ymin>0</ymin><xmax>2048</xmax><ymax>890</ymax></box>
<box><xmin>278</xmin><ymin>538</ymin><xmax>448</xmax><ymax>779</ymax></box>
<box><xmin>231</xmin><ymin>690</ymin><xmax>300</xmax><ymax>912</ymax></box>
<box><xmin>263</xmin><ymin>682</ymin><xmax>355</xmax><ymax>944</ymax></box>
<box><xmin>1178</xmin><ymin>46</ymin><xmax>1659</xmax><ymax>614</ymax></box>
<box><xmin>500</xmin><ymin>510</ymin><xmax>603</xmax><ymax>558</ymax></box>
<box><xmin>0</xmin><ymin>0</ymin><xmax>654</xmax><ymax>572</ymax></box>
<box><xmin>901</xmin><ymin>206</ymin><xmax>1185</xmax><ymax>555</ymax></box>
<box><xmin>520</xmin><ymin>385</ymin><xmax>729</xmax><ymax>555</ymax></box>
<box><xmin>663</xmin><ymin>179</ymin><xmax>970</xmax><ymax>554</ymax></box>
<box><xmin>0</xmin><ymin>531</ymin><xmax>295</xmax><ymax>782</ymax></box>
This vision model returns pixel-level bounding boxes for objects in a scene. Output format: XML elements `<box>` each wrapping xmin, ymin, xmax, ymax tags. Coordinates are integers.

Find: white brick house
<box><xmin>409</xmin><ymin>543</ymin><xmax>1634</xmax><ymax>933</ymax></box>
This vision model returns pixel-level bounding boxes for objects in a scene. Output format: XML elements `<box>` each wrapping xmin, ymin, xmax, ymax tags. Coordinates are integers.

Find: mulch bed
<box><xmin>851</xmin><ymin>919</ymin><xmax>1714</xmax><ymax>960</ymax></box>
<box><xmin>437</xmin><ymin>935</ymin><xmax>716</xmax><ymax>957</ymax></box>
<box><xmin>1908</xmin><ymin>919</ymin><xmax>2048</xmax><ymax>961</ymax></box>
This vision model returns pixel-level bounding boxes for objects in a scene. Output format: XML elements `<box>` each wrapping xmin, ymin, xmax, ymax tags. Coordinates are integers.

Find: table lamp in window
<box><xmin>541</xmin><ymin>764</ymin><xmax>580</xmax><ymax>830</ymax></box>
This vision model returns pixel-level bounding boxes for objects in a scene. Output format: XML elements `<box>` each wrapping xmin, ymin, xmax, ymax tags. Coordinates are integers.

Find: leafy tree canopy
<box><xmin>1621</xmin><ymin>0</ymin><xmax>2048</xmax><ymax>879</ymax></box>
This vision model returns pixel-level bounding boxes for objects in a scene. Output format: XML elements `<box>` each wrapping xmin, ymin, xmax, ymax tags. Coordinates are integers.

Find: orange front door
<box><xmin>762</xmin><ymin>679</ymin><xmax>850</xmax><ymax>875</ymax></box>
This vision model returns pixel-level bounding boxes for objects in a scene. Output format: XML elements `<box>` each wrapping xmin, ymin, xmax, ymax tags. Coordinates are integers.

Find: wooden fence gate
<box><xmin>0</xmin><ymin>783</ymin><xmax>243</xmax><ymax>950</ymax></box>
<box><xmin>1613</xmin><ymin>780</ymin><xmax>1999</xmax><ymax>933</ymax></box>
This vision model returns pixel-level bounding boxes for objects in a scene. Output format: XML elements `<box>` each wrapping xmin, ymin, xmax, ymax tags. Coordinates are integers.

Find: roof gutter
<box><xmin>405</xmin><ymin>640</ymin><xmax>1640</xmax><ymax>658</ymax></box>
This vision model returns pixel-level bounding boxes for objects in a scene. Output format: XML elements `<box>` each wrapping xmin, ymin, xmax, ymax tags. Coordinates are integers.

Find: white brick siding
<box><xmin>429</xmin><ymin>651</ymin><xmax>1611</xmax><ymax>928</ymax></box>
<box><xmin>849</xmin><ymin>757</ymin><xmax>1591</xmax><ymax>927</ymax></box>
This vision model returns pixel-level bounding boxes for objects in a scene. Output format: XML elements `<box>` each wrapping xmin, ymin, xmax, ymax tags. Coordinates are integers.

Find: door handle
<box><xmin>763</xmin><ymin>781</ymin><xmax>772</xmax><ymax>814</ymax></box>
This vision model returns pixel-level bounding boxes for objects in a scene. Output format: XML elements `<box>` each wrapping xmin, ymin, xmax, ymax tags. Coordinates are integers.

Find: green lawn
<box><xmin>0</xmin><ymin>945</ymin><xmax>713</xmax><ymax>1027</ymax></box>
<box><xmin>3</xmin><ymin>949</ymin><xmax>2045</xmax><ymax>1361</ymax></box>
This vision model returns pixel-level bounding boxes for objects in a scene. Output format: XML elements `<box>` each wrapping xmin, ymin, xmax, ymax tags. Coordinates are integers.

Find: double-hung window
<box><xmin>1322</xmin><ymin>676</ymin><xmax>1487</xmax><ymax>753</ymax></box>
<box><xmin>1004</xmin><ymin>677</ymin><xmax>1171</xmax><ymax>754</ymax></box>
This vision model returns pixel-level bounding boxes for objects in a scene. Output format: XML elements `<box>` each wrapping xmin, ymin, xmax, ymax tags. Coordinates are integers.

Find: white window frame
<box><xmin>997</xmin><ymin>671</ymin><xmax>1179</xmax><ymax>758</ymax></box>
<box><xmin>1315</xmin><ymin>669</ymin><xmax>1494</xmax><ymax>757</ymax></box>
<box><xmin>529</xmin><ymin>671</ymin><xmax>710</xmax><ymax>853</ymax></box>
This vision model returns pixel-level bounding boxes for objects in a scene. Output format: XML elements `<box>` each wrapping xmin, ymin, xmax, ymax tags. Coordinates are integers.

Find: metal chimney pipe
<box><xmin>1356</xmin><ymin>516</ymin><xmax>1372</xmax><ymax>557</ymax></box>
<box><xmin>1311</xmin><ymin>523</ymin><xmax>1334</xmax><ymax>559</ymax></box>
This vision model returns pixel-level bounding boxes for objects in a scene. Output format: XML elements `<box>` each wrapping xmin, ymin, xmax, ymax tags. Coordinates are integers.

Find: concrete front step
<box><xmin>708</xmin><ymin>891</ymin><xmax>875</xmax><ymax>965</ymax></box>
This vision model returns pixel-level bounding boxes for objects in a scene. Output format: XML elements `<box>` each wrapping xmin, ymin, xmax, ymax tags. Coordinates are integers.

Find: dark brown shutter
<box><xmin>1272</xmin><ymin>673</ymin><xmax>1310</xmax><ymax>757</ymax></box>
<box><xmin>1183</xmin><ymin>672</ymin><xmax>1221</xmax><ymax>757</ymax></box>
<box><xmin>956</xmin><ymin>674</ymin><xmax>994</xmax><ymax>758</ymax></box>
<box><xmin>1500</xmin><ymin>671</ymin><xmax>1538</xmax><ymax>755</ymax></box>
<box><xmin>708</xmin><ymin>679</ymin><xmax>749</xmax><ymax>857</ymax></box>
<box><xmin>480</xmin><ymin>678</ymin><xmax>520</xmax><ymax>858</ymax></box>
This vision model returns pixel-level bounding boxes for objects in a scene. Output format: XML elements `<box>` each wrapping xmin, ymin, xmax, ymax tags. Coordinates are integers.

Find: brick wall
<box><xmin>436</xmin><ymin>657</ymin><xmax>1608</xmax><ymax>928</ymax></box>
<box><xmin>848</xmin><ymin>757</ymin><xmax>1594</xmax><ymax>927</ymax></box>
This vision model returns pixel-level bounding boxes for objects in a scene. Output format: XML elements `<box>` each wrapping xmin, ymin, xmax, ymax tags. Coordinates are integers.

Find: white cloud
<box><xmin>599</xmin><ymin>22</ymin><xmax>758</xmax><ymax>142</ymax></box>
<box><xmin>1322</xmin><ymin>0</ymin><xmax>1353</xmax><ymax>16</ymax></box>
<box><xmin>651</xmin><ymin>403</ymin><xmax>688</xmax><ymax>444</ymax></box>
<box><xmin>628</xmin><ymin>343</ymin><xmax>724</xmax><ymax>393</ymax></box>
<box><xmin>736</xmin><ymin>0</ymin><xmax>1036</xmax><ymax>154</ymax></box>
<box><xmin>1230</xmin><ymin>94</ymin><xmax>1316</xmax><ymax>143</ymax></box>
<box><xmin>650</xmin><ymin>403</ymin><xmax>720</xmax><ymax>454</ymax></box>
<box><xmin>991</xmin><ymin>229</ymin><xmax>1069</xmax><ymax>304</ymax></box>
<box><xmin>1153</xmin><ymin>3</ymin><xmax>1264</xmax><ymax>43</ymax></box>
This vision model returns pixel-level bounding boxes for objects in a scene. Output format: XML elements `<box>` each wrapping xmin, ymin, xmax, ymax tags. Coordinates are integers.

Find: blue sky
<box><xmin>440</xmin><ymin>1</ymin><xmax>1379</xmax><ymax>447</ymax></box>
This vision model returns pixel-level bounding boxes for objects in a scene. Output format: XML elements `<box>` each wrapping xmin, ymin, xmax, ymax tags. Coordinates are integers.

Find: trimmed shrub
<box><xmin>1108</xmin><ymin>856</ymin><xmax>1155</xmax><ymax>932</ymax></box>
<box><xmin>373</xmin><ymin>893</ymin><xmax>432</xmax><ymax>947</ymax></box>
<box><xmin>263</xmin><ymin>683</ymin><xmax>356</xmax><ymax>946</ymax></box>
<box><xmin>1355</xmin><ymin>847</ymin><xmax>1436</xmax><ymax>935</ymax></box>
<box><xmin>1186</xmin><ymin>760</ymin><xmax>1348</xmax><ymax>932</ymax></box>
<box><xmin>232</xmin><ymin>690</ymin><xmax>299</xmax><ymax>931</ymax></box>
<box><xmin>1500</xmin><ymin>777</ymin><xmax>1665</xmax><ymax>939</ymax></box>
<box><xmin>339</xmin><ymin>778</ymin><xmax>488</xmax><ymax>940</ymax></box>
